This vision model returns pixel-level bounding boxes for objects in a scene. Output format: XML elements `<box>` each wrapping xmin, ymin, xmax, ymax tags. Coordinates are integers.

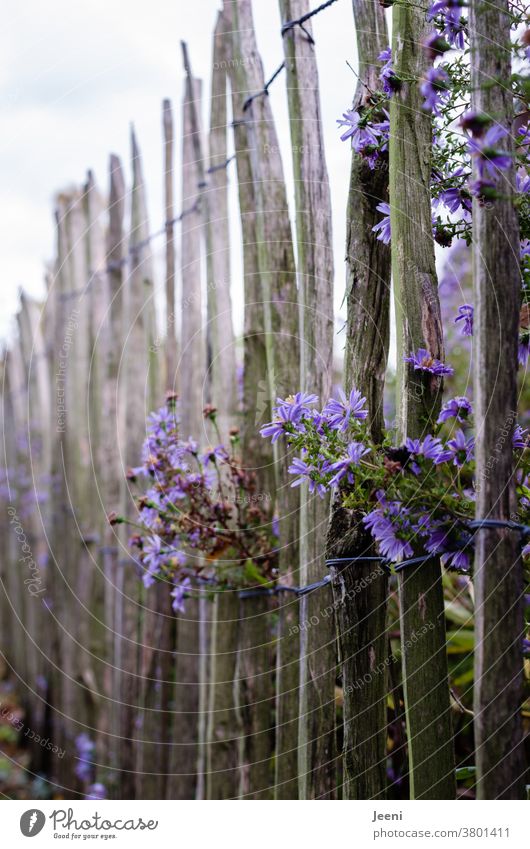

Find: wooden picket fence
<box><xmin>0</xmin><ymin>0</ymin><xmax>526</xmax><ymax>801</ymax></box>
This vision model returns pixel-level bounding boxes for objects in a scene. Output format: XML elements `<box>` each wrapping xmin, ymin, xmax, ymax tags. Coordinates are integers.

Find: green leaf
<box><xmin>243</xmin><ymin>559</ymin><xmax>271</xmax><ymax>587</ymax></box>
<box><xmin>456</xmin><ymin>766</ymin><xmax>476</xmax><ymax>781</ymax></box>
<box><xmin>446</xmin><ymin>630</ymin><xmax>474</xmax><ymax>653</ymax></box>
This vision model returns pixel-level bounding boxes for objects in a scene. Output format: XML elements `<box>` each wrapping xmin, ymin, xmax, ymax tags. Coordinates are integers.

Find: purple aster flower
<box><xmin>424</xmin><ymin>32</ymin><xmax>451</xmax><ymax>60</ymax></box>
<box><xmin>425</xmin><ymin>524</ymin><xmax>472</xmax><ymax>570</ymax></box>
<box><xmin>372</xmin><ymin>202</ymin><xmax>391</xmax><ymax>245</ymax></box>
<box><xmin>260</xmin><ymin>401</ymin><xmax>305</xmax><ymax>443</ymax></box>
<box><xmin>441</xmin><ymin>429</ymin><xmax>475</xmax><ymax>466</ymax></box>
<box><xmin>455</xmin><ymin>303</ymin><xmax>473</xmax><ymax>336</ymax></box>
<box><xmin>288</xmin><ymin>455</ymin><xmax>331</xmax><ymax>498</ymax></box>
<box><xmin>460</xmin><ymin>110</ymin><xmax>490</xmax><ymax>137</ymax></box>
<box><xmin>468</xmin><ymin>125</ymin><xmax>512</xmax><ymax>180</ymax></box>
<box><xmin>147</xmin><ymin>405</ymin><xmax>178</xmax><ymax>439</ymax></box>
<box><xmin>142</xmin><ymin>535</ymin><xmax>165</xmax><ymax>587</ymax></box>
<box><xmin>168</xmin><ymin>548</ymin><xmax>186</xmax><ymax>567</ymax></box>
<box><xmin>442</xmin><ymin>8</ymin><xmax>466</xmax><ymax>49</ymax></box>
<box><xmin>322</xmin><ymin>387</ymin><xmax>368</xmax><ymax>432</ymax></box>
<box><xmin>279</xmin><ymin>391</ymin><xmax>319</xmax><ymax>408</ymax></box>
<box><xmin>437</xmin><ymin>396</ymin><xmax>473</xmax><ymax>424</ymax></box>
<box><xmin>518</xmin><ymin>122</ymin><xmax>530</xmax><ymax>147</ymax></box>
<box><xmin>87</xmin><ymin>783</ymin><xmax>107</xmax><ymax>800</ymax></box>
<box><xmin>380</xmin><ymin>65</ymin><xmax>401</xmax><ymax>96</ymax></box>
<box><xmin>404</xmin><ymin>348</ymin><xmax>454</xmax><ymax>376</ymax></box>
<box><xmin>522</xmin><ymin>638</ymin><xmax>530</xmax><ymax>656</ymax></box>
<box><xmin>516</xmin><ymin>170</ymin><xmax>530</xmax><ymax>194</ymax></box>
<box><xmin>75</xmin><ymin>734</ymin><xmax>94</xmax><ymax>782</ymax></box>
<box><xmin>469</xmin><ymin>177</ymin><xmax>497</xmax><ymax>202</ymax></box>
<box><xmin>75</xmin><ymin>733</ymin><xmax>94</xmax><ymax>756</ymax></box>
<box><xmin>182</xmin><ymin>436</ymin><xmax>199</xmax><ymax>455</ymax></box>
<box><xmin>337</xmin><ymin>110</ymin><xmax>379</xmax><ymax>150</ymax></box>
<box><xmin>405</xmin><ymin>434</ymin><xmax>446</xmax><ymax>473</ymax></box>
<box><xmin>165</xmin><ymin>483</ymin><xmax>187</xmax><ymax>503</ymax></box>
<box><xmin>288</xmin><ymin>456</ymin><xmax>313</xmax><ymax>486</ymax></box>
<box><xmin>518</xmin><ymin>335</ymin><xmax>530</xmax><ymax>367</ymax></box>
<box><xmin>372</xmin><ymin>114</ymin><xmax>390</xmax><ymax>151</ymax></box>
<box><xmin>329</xmin><ymin>442</ymin><xmax>371</xmax><ymax>486</ymax></box>
<box><xmin>363</xmin><ymin>507</ymin><xmax>414</xmax><ymax>562</ymax></box>
<box><xmin>513</xmin><ymin>425</ymin><xmax>528</xmax><ymax>450</ymax></box>
<box><xmin>138</xmin><ymin>505</ymin><xmax>160</xmax><ymax>530</ymax></box>
<box><xmin>420</xmin><ymin>67</ymin><xmax>451</xmax><ymax>116</ymax></box>
<box><xmin>378</xmin><ymin>48</ymin><xmax>401</xmax><ymax>95</ymax></box>
<box><xmin>202</xmin><ymin>445</ymin><xmax>229</xmax><ymax>465</ymax></box>
<box><xmin>171</xmin><ymin>577</ymin><xmax>191</xmax><ymax>614</ymax></box>
<box><xmin>428</xmin><ymin>0</ymin><xmax>467</xmax><ymax>16</ymax></box>
<box><xmin>440</xmin><ymin>184</ymin><xmax>472</xmax><ymax>214</ymax></box>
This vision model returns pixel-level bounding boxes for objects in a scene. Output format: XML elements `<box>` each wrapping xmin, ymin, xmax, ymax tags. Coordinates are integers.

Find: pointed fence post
<box><xmin>4</xmin><ymin>339</ymin><xmax>33</xmax><ymax>699</ymax></box>
<box><xmin>325</xmin><ymin>0</ymin><xmax>392</xmax><ymax>801</ymax></box>
<box><xmin>222</xmin><ymin>2</ymin><xmax>276</xmax><ymax>800</ymax></box>
<box><xmin>181</xmin><ymin>39</ymin><xmax>242</xmax><ymax>801</ymax></box>
<box><xmin>229</xmin><ymin>0</ymin><xmax>301</xmax><ymax>799</ymax></box>
<box><xmin>127</xmin><ymin>127</ymin><xmax>170</xmax><ymax>799</ymax></box>
<box><xmin>205</xmin><ymin>17</ymin><xmax>238</xmax><ymax>442</ymax></box>
<box><xmin>55</xmin><ymin>189</ymin><xmax>99</xmax><ymax>787</ymax></box>
<box><xmin>279</xmin><ymin>0</ymin><xmax>336</xmax><ymax>799</ymax></box>
<box><xmin>103</xmin><ymin>154</ymin><xmax>127</xmax><ymax>795</ymax></box>
<box><xmin>47</xmin><ymin>201</ymin><xmax>72</xmax><ymax>787</ymax></box>
<box><xmin>469</xmin><ymin>0</ymin><xmax>526</xmax><ymax>800</ymax></box>
<box><xmin>84</xmin><ymin>169</ymin><xmax>120</xmax><ymax>788</ymax></box>
<box><xmin>17</xmin><ymin>294</ymin><xmax>52</xmax><ymax>753</ymax></box>
<box><xmin>169</xmin><ymin>72</ymin><xmax>205</xmax><ymax>801</ymax></box>
<box><xmin>163</xmin><ymin>99</ymin><xmax>177</xmax><ymax>390</ymax></box>
<box><xmin>389</xmin><ymin>0</ymin><xmax>456</xmax><ymax>800</ymax></box>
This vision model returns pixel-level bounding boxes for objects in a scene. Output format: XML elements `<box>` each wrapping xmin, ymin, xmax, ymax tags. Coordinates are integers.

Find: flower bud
<box><xmin>460</xmin><ymin>111</ymin><xmax>491</xmax><ymax>136</ymax></box>
<box><xmin>423</xmin><ymin>33</ymin><xmax>451</xmax><ymax>61</ymax></box>
<box><xmin>203</xmin><ymin>404</ymin><xmax>217</xmax><ymax>420</ymax></box>
<box><xmin>107</xmin><ymin>512</ymin><xmax>124</xmax><ymax>526</ymax></box>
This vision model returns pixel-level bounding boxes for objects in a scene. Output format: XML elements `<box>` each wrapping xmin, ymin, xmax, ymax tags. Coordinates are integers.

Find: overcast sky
<box><xmin>0</xmin><ymin>0</ymin><xmax>365</xmax><ymax>342</ymax></box>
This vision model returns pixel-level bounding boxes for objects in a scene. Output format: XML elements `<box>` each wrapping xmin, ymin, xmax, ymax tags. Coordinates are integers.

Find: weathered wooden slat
<box><xmin>179</xmin><ymin>79</ymin><xmax>204</xmax><ymax>439</ymax></box>
<box><xmin>167</xmin><ymin>598</ymin><xmax>203</xmax><ymax>799</ymax></box>
<box><xmin>181</xmin><ymin>39</ymin><xmax>243</xmax><ymax>801</ymax></box>
<box><xmin>389</xmin><ymin>0</ymin><xmax>456</xmax><ymax>799</ymax></box>
<box><xmin>326</xmin><ymin>0</ymin><xmax>391</xmax><ymax>801</ymax></box>
<box><xmin>228</xmin><ymin>0</ymin><xmax>301</xmax><ymax>799</ymax></box>
<box><xmin>163</xmin><ymin>98</ymin><xmax>177</xmax><ymax>390</ymax></box>
<box><xmin>0</xmin><ymin>357</ymin><xmax>14</xmax><ymax>672</ymax></box>
<box><xmin>84</xmin><ymin>171</ymin><xmax>113</xmax><ymax>783</ymax></box>
<box><xmin>4</xmin><ymin>340</ymin><xmax>32</xmax><ymax>699</ymax></box>
<box><xmin>205</xmin><ymin>592</ymin><xmax>240</xmax><ymax>799</ymax></box>
<box><xmin>126</xmin><ymin>127</ymin><xmax>169</xmax><ymax>799</ymax></box>
<box><xmin>470</xmin><ymin>0</ymin><xmax>526</xmax><ymax>800</ymax></box>
<box><xmin>17</xmin><ymin>294</ymin><xmax>52</xmax><ymax>757</ymax></box>
<box><xmin>55</xmin><ymin>189</ymin><xmax>98</xmax><ymax>789</ymax></box>
<box><xmin>279</xmin><ymin>0</ymin><xmax>336</xmax><ymax>799</ymax></box>
<box><xmin>236</xmin><ymin>594</ymin><xmax>275</xmax><ymax>798</ymax></box>
<box><xmin>205</xmin><ymin>15</ymin><xmax>237</xmax><ymax>442</ymax></box>
<box><xmin>102</xmin><ymin>154</ymin><xmax>127</xmax><ymax>795</ymax></box>
<box><xmin>221</xmin><ymin>2</ymin><xmax>276</xmax><ymax>800</ymax></box>
<box><xmin>47</xmin><ymin>204</ymin><xmax>72</xmax><ymax>788</ymax></box>
<box><xmin>169</xmin><ymin>74</ymin><xmax>205</xmax><ymax>801</ymax></box>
